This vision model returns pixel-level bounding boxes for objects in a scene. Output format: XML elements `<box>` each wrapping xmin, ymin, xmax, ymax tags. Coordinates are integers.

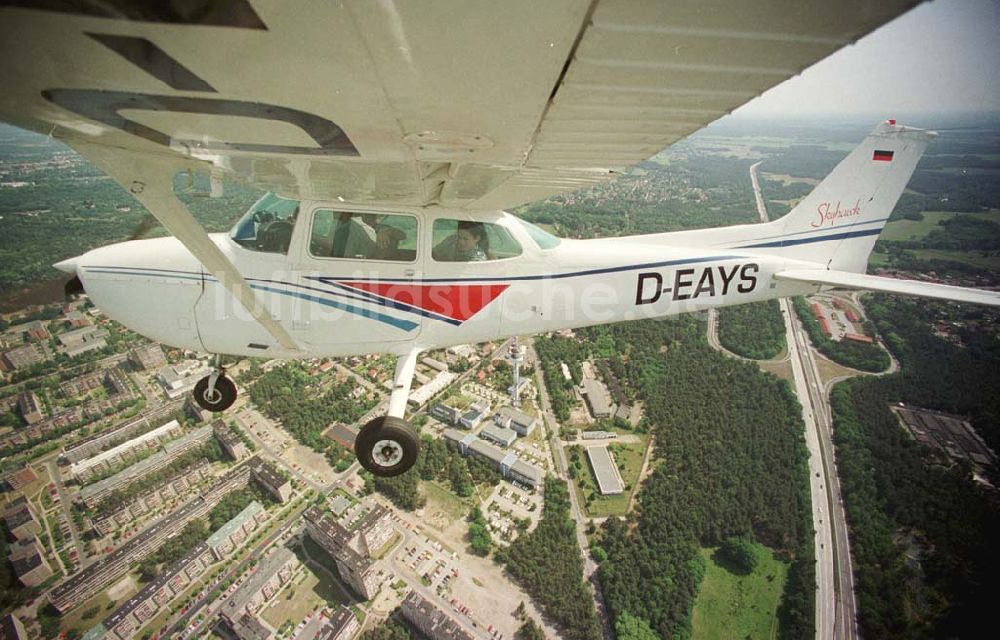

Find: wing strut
<box><xmin>72</xmin><ymin>143</ymin><xmax>301</xmax><ymax>352</ymax></box>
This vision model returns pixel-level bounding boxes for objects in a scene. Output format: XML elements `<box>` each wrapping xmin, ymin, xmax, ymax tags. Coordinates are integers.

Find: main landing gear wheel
<box><xmin>193</xmin><ymin>375</ymin><xmax>237</xmax><ymax>412</ymax></box>
<box><xmin>355</xmin><ymin>416</ymin><xmax>420</xmax><ymax>477</ymax></box>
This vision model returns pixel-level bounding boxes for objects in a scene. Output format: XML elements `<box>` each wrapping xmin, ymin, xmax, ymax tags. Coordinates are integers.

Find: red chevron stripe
<box><xmin>338</xmin><ymin>282</ymin><xmax>509</xmax><ymax>322</ymax></box>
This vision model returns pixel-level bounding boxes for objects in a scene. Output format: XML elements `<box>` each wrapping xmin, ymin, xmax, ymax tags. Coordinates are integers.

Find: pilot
<box><xmin>433</xmin><ymin>220</ymin><xmax>489</xmax><ymax>262</ymax></box>
<box><xmin>329</xmin><ymin>212</ymin><xmax>375</xmax><ymax>258</ymax></box>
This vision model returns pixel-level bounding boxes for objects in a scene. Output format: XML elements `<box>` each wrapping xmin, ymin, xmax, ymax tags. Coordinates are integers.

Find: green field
<box><xmin>691</xmin><ymin>545</ymin><xmax>789</xmax><ymax>640</ymax></box>
<box><xmin>879</xmin><ymin>210</ymin><xmax>999</xmax><ymax>241</ymax></box>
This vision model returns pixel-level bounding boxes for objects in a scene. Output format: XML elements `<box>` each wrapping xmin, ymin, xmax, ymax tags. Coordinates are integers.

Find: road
<box><xmin>163</xmin><ymin>501</ymin><xmax>310</xmax><ymax>639</ymax></box>
<box><xmin>526</xmin><ymin>339</ymin><xmax>614</xmax><ymax>640</ymax></box>
<box><xmin>749</xmin><ymin>161</ymin><xmax>855</xmax><ymax>639</ymax></box>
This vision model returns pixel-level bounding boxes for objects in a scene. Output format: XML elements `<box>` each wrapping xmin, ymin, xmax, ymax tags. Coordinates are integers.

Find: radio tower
<box><xmin>508</xmin><ymin>337</ymin><xmax>525</xmax><ymax>407</ymax></box>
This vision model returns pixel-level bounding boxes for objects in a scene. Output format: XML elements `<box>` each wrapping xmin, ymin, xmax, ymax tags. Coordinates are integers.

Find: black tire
<box><xmin>355</xmin><ymin>416</ymin><xmax>420</xmax><ymax>477</ymax></box>
<box><xmin>193</xmin><ymin>375</ymin><xmax>237</xmax><ymax>412</ymax></box>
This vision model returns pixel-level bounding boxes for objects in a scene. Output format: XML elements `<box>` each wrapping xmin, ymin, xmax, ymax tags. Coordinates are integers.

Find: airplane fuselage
<box><xmin>68</xmin><ymin>206</ymin><xmax>819</xmax><ymax>359</ymax></box>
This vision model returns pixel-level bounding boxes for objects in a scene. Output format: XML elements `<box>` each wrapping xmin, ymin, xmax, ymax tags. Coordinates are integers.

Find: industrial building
<box><xmin>493</xmin><ymin>406</ymin><xmax>537</xmax><ymax>436</ymax></box>
<box><xmin>443</xmin><ymin>429</ymin><xmax>542</xmax><ymax>490</ymax></box>
<box><xmin>478</xmin><ymin>424</ymin><xmax>517</xmax><ymax>448</ymax></box>
<box><xmin>304</xmin><ymin>504</ymin><xmax>393</xmax><ymax>599</ymax></box>
<box><xmin>58</xmin><ymin>326</ymin><xmax>109</xmax><ymax>357</ymax></box>
<box><xmin>581</xmin><ymin>378</ymin><xmax>613</xmax><ymax>419</ymax></box>
<box><xmin>400</xmin><ymin>591</ymin><xmax>475</xmax><ymax>640</ymax></box>
<box><xmin>1</xmin><ymin>343</ymin><xmax>47</xmax><ymax>371</ymax></box>
<box><xmin>586</xmin><ymin>446</ymin><xmax>625</xmax><ymax>495</ymax></box>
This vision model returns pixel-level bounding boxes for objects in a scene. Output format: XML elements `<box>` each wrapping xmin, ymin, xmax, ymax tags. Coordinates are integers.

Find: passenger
<box><xmin>433</xmin><ymin>221</ymin><xmax>489</xmax><ymax>262</ymax></box>
<box><xmin>362</xmin><ymin>214</ymin><xmax>408</xmax><ymax>260</ymax></box>
<box><xmin>328</xmin><ymin>212</ymin><xmax>375</xmax><ymax>258</ymax></box>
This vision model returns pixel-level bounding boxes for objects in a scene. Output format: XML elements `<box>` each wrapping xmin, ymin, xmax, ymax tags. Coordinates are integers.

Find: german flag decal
<box><xmin>873</xmin><ymin>149</ymin><xmax>894</xmax><ymax>162</ymax></box>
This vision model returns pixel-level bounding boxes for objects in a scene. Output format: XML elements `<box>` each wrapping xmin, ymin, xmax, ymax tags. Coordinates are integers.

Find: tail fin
<box><xmin>747</xmin><ymin>120</ymin><xmax>935</xmax><ymax>272</ymax></box>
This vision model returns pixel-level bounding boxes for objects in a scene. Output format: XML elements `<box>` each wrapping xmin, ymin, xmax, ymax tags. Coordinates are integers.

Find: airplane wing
<box><xmin>0</xmin><ymin>0</ymin><xmax>923</xmax><ymax>211</ymax></box>
<box><xmin>775</xmin><ymin>270</ymin><xmax>1000</xmax><ymax>307</ymax></box>
<box><xmin>0</xmin><ymin>0</ymin><xmax>925</xmax><ymax>349</ymax></box>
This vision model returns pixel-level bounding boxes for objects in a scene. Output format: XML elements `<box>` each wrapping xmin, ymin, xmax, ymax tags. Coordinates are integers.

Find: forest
<box><xmin>246</xmin><ymin>364</ymin><xmax>376</xmax><ymax>452</ymax></box>
<box><xmin>366</xmin><ymin>436</ymin><xmax>502</xmax><ymax>511</ymax></box>
<box><xmin>791</xmin><ymin>297</ymin><xmax>890</xmax><ymax>372</ymax></box>
<box><xmin>553</xmin><ymin>316</ymin><xmax>815</xmax><ymax>640</ymax></box>
<box><xmin>829</xmin><ymin>295</ymin><xmax>1000</xmax><ymax>638</ymax></box>
<box><xmin>496</xmin><ymin>480</ymin><xmax>603</xmax><ymax>640</ymax></box>
<box><xmin>716</xmin><ymin>300</ymin><xmax>786</xmax><ymax>360</ymax></box>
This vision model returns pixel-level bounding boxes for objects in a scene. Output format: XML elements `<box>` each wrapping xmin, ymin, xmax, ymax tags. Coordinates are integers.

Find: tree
<box><xmin>614</xmin><ymin>612</ymin><xmax>658</xmax><ymax>640</ymax></box>
<box><xmin>718</xmin><ymin>536</ymin><xmax>758</xmax><ymax>575</ymax></box>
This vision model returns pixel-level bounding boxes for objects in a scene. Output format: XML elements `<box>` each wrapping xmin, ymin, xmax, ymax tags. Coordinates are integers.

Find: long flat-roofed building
<box><xmin>205</xmin><ymin>501</ymin><xmax>265</xmax><ymax>560</ymax></box>
<box><xmin>70</xmin><ymin>420</ymin><xmax>183</xmax><ymax>482</ymax></box>
<box><xmin>219</xmin><ymin>547</ymin><xmax>298</xmax><ymax>630</ymax></box>
<box><xmin>61</xmin><ymin>399</ymin><xmax>185</xmax><ymax>463</ymax></box>
<box><xmin>586</xmin><ymin>446</ymin><xmax>624</xmax><ymax>495</ymax></box>
<box><xmin>443</xmin><ymin>429</ymin><xmax>542</xmax><ymax>490</ymax></box>
<box><xmin>78</xmin><ymin>425</ymin><xmax>212</xmax><ymax>508</ymax></box>
<box><xmin>128</xmin><ymin>343</ymin><xmax>166</xmax><ymax>371</ymax></box>
<box><xmin>51</xmin><ymin>464</ymin><xmax>252</xmax><ymax>613</ymax></box>
<box><xmin>401</xmin><ymin>591</ymin><xmax>475</xmax><ymax>640</ymax></box>
<box><xmin>581</xmin><ymin>379</ymin><xmax>612</xmax><ymax>419</ymax></box>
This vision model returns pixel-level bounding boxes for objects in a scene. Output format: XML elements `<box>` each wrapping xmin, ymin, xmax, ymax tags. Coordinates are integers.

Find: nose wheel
<box><xmin>355</xmin><ymin>416</ymin><xmax>420</xmax><ymax>477</ymax></box>
<box><xmin>193</xmin><ymin>371</ymin><xmax>237</xmax><ymax>412</ymax></box>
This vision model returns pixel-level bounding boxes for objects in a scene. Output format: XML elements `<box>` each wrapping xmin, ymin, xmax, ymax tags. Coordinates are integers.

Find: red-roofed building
<box><xmin>818</xmin><ymin>317</ymin><xmax>831</xmax><ymax>336</ymax></box>
<box><xmin>844</xmin><ymin>333</ymin><xmax>873</xmax><ymax>344</ymax></box>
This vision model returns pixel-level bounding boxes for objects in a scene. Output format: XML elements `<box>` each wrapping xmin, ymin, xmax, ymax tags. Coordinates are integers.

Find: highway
<box><xmin>748</xmin><ymin>161</ymin><xmax>857</xmax><ymax>640</ymax></box>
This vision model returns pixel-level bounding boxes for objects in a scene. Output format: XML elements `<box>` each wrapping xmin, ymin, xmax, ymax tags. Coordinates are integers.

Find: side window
<box><xmin>310</xmin><ymin>211</ymin><xmax>418</xmax><ymax>262</ymax></box>
<box><xmin>432</xmin><ymin>219</ymin><xmax>522</xmax><ymax>262</ymax></box>
<box><xmin>229</xmin><ymin>193</ymin><xmax>300</xmax><ymax>254</ymax></box>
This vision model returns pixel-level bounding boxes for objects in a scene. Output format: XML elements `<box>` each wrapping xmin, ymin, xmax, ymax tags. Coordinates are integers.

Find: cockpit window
<box><xmin>230</xmin><ymin>193</ymin><xmax>300</xmax><ymax>254</ymax></box>
<box><xmin>309</xmin><ymin>211</ymin><xmax>418</xmax><ymax>262</ymax></box>
<box><xmin>515</xmin><ymin>217</ymin><xmax>561</xmax><ymax>250</ymax></box>
<box><xmin>432</xmin><ymin>219</ymin><xmax>522</xmax><ymax>262</ymax></box>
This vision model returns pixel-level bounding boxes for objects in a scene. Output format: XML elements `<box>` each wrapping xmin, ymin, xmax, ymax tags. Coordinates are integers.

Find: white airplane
<box><xmin>1</xmin><ymin>0</ymin><xmax>996</xmax><ymax>477</ymax></box>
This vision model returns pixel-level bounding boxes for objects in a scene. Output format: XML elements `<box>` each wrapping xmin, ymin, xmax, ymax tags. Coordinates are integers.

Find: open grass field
<box><xmin>691</xmin><ymin>545</ymin><xmax>789</xmax><ymax>640</ymax></box>
<box><xmin>879</xmin><ymin>211</ymin><xmax>999</xmax><ymax>241</ymax></box>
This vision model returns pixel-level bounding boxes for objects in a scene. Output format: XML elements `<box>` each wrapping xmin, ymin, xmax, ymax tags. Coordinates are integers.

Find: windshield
<box><xmin>229</xmin><ymin>193</ymin><xmax>301</xmax><ymax>254</ymax></box>
<box><xmin>514</xmin><ymin>217</ymin><xmax>561</xmax><ymax>250</ymax></box>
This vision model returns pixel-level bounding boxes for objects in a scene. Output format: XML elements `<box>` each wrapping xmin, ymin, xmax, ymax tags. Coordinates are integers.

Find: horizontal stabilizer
<box><xmin>775</xmin><ymin>270</ymin><xmax>1000</xmax><ymax>307</ymax></box>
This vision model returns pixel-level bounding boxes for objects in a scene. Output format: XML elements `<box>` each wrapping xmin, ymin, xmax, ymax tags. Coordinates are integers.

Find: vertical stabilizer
<box><xmin>747</xmin><ymin>121</ymin><xmax>935</xmax><ymax>272</ymax></box>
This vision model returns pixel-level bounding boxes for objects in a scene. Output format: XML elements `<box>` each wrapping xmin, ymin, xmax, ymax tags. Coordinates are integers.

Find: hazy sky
<box><xmin>734</xmin><ymin>0</ymin><xmax>1000</xmax><ymax>116</ymax></box>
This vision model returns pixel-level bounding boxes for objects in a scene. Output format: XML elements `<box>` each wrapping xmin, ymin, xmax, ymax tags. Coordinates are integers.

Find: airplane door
<box><xmin>289</xmin><ymin>206</ymin><xmax>424</xmax><ymax>353</ymax></box>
